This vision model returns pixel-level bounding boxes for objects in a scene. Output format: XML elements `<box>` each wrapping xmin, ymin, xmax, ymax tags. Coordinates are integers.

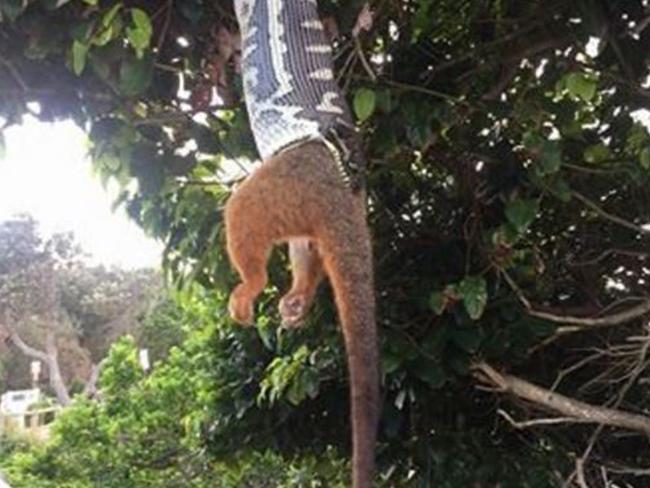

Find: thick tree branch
<box><xmin>473</xmin><ymin>362</ymin><xmax>650</xmax><ymax>435</ymax></box>
<box><xmin>83</xmin><ymin>361</ymin><xmax>104</xmax><ymax>398</ymax></box>
<box><xmin>44</xmin><ymin>331</ymin><xmax>71</xmax><ymax>406</ymax></box>
<box><xmin>4</xmin><ymin>326</ymin><xmax>49</xmax><ymax>363</ymax></box>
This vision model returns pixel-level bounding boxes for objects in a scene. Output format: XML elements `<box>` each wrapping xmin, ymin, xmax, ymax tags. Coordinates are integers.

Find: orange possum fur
<box><xmin>224</xmin><ymin>141</ymin><xmax>379</xmax><ymax>488</ymax></box>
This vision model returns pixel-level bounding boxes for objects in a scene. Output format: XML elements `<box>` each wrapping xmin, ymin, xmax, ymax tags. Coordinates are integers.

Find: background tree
<box><xmin>3</xmin><ymin>0</ymin><xmax>650</xmax><ymax>485</ymax></box>
<box><xmin>0</xmin><ymin>216</ymin><xmax>83</xmax><ymax>405</ymax></box>
<box><xmin>0</xmin><ymin>216</ymin><xmax>160</xmax><ymax>403</ymax></box>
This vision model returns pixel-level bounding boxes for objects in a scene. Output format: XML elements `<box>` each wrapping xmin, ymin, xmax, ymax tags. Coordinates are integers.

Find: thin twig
<box><xmin>132</xmin><ymin>102</ymin><xmax>239</xmax><ymax>126</ymax></box>
<box><xmin>563</xmin><ymin>161</ymin><xmax>630</xmax><ymax>175</ymax></box>
<box><xmin>502</xmin><ymin>269</ymin><xmax>650</xmax><ymax>328</ymax></box>
<box><xmin>572</xmin><ymin>190</ymin><xmax>650</xmax><ymax>237</ymax></box>
<box><xmin>607</xmin><ymin>465</ymin><xmax>650</xmax><ymax>476</ymax></box>
<box><xmin>0</xmin><ymin>55</ymin><xmax>28</xmax><ymax>91</ymax></box>
<box><xmin>355</xmin><ymin>38</ymin><xmax>377</xmax><ymax>81</ymax></box>
<box><xmin>568</xmin><ymin>248</ymin><xmax>650</xmax><ymax>267</ymax></box>
<box><xmin>565</xmin><ymin>329</ymin><xmax>650</xmax><ymax>485</ymax></box>
<box><xmin>156</xmin><ymin>0</ymin><xmax>174</xmax><ymax>53</ymax></box>
<box><xmin>551</xmin><ymin>351</ymin><xmax>605</xmax><ymax>391</ymax></box>
<box><xmin>498</xmin><ymin>409</ymin><xmax>593</xmax><ymax>429</ymax></box>
<box><xmin>373</xmin><ymin>77</ymin><xmax>461</xmax><ymax>104</ymax></box>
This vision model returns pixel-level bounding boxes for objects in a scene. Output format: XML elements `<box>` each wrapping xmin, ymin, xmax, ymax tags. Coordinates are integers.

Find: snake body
<box><xmin>234</xmin><ymin>0</ymin><xmax>364</xmax><ymax>188</ymax></box>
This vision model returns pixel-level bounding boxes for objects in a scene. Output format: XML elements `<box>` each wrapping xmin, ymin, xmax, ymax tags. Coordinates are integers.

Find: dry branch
<box><xmin>530</xmin><ymin>299</ymin><xmax>650</xmax><ymax>328</ymax></box>
<box><xmin>497</xmin><ymin>409</ymin><xmax>593</xmax><ymax>429</ymax></box>
<box><xmin>473</xmin><ymin>362</ymin><xmax>650</xmax><ymax>435</ymax></box>
<box><xmin>501</xmin><ymin>270</ymin><xmax>650</xmax><ymax>328</ymax></box>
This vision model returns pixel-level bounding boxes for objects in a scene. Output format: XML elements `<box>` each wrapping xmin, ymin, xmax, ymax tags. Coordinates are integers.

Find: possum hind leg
<box><xmin>280</xmin><ymin>238</ymin><xmax>324</xmax><ymax>328</ymax></box>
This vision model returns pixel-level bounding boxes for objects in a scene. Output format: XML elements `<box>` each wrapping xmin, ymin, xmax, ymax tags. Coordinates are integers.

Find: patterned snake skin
<box><xmin>234</xmin><ymin>0</ymin><xmax>364</xmax><ymax>189</ymax></box>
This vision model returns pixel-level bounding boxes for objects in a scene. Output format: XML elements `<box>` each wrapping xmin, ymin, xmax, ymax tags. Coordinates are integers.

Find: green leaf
<box><xmin>539</xmin><ymin>141</ymin><xmax>562</xmax><ymax>174</ymax></box>
<box><xmin>413</xmin><ymin>362</ymin><xmax>446</xmax><ymax>388</ymax></box>
<box><xmin>412</xmin><ymin>0</ymin><xmax>433</xmax><ymax>41</ymax></box>
<box><xmin>583</xmin><ymin>143</ymin><xmax>610</xmax><ymax>164</ymax></box>
<box><xmin>429</xmin><ymin>291</ymin><xmax>446</xmax><ymax>315</ymax></box>
<box><xmin>102</xmin><ymin>3</ymin><xmax>123</xmax><ymax>27</ymax></box>
<box><xmin>458</xmin><ymin>276</ymin><xmax>488</xmax><ymax>320</ymax></box>
<box><xmin>0</xmin><ymin>0</ymin><xmax>26</xmax><ymax>21</ymax></box>
<box><xmin>71</xmin><ymin>40</ymin><xmax>89</xmax><ymax>75</ymax></box>
<box><xmin>626</xmin><ymin>124</ymin><xmax>648</xmax><ymax>152</ymax></box>
<box><xmin>565</xmin><ymin>72</ymin><xmax>597</xmax><ymax>102</ymax></box>
<box><xmin>127</xmin><ymin>8</ymin><xmax>152</xmax><ymax>58</ymax></box>
<box><xmin>132</xmin><ymin>8</ymin><xmax>152</xmax><ymax>33</ymax></box>
<box><xmin>505</xmin><ymin>198</ymin><xmax>539</xmax><ymax>233</ymax></box>
<box><xmin>381</xmin><ymin>352</ymin><xmax>402</xmax><ymax>375</ymax></box>
<box><xmin>450</xmin><ymin>327</ymin><xmax>482</xmax><ymax>353</ymax></box>
<box><xmin>353</xmin><ymin>88</ymin><xmax>376</xmax><ymax>122</ymax></box>
<box><xmin>375</xmin><ymin>89</ymin><xmax>392</xmax><ymax>113</ymax></box>
<box><xmin>549</xmin><ymin>177</ymin><xmax>572</xmax><ymax>202</ymax></box>
<box><xmin>256</xmin><ymin>320</ymin><xmax>274</xmax><ymax>351</ymax></box>
<box><xmin>71</xmin><ymin>20</ymin><xmax>94</xmax><ymax>43</ymax></box>
<box><xmin>449</xmin><ymin>353</ymin><xmax>470</xmax><ymax>375</ymax></box>
<box><xmin>421</xmin><ymin>326</ymin><xmax>449</xmax><ymax>356</ymax></box>
<box><xmin>287</xmin><ymin>379</ymin><xmax>305</xmax><ymax>405</ymax></box>
<box><xmin>191</xmin><ymin>124</ymin><xmax>221</xmax><ymax>154</ymax></box>
<box><xmin>523</xmin><ymin>132</ymin><xmax>562</xmax><ymax>175</ymax></box>
<box><xmin>92</xmin><ymin>24</ymin><xmax>115</xmax><ymax>46</ymax></box>
<box><xmin>640</xmin><ymin>147</ymin><xmax>650</xmax><ymax>170</ymax></box>
<box><xmin>119</xmin><ymin>55</ymin><xmax>153</xmax><ymax>96</ymax></box>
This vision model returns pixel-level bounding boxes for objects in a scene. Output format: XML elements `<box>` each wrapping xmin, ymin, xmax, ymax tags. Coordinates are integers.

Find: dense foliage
<box><xmin>3</xmin><ymin>0</ymin><xmax>650</xmax><ymax>485</ymax></box>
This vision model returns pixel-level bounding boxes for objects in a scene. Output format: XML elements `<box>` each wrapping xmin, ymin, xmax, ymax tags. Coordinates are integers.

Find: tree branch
<box><xmin>0</xmin><ymin>55</ymin><xmax>28</xmax><ymax>91</ymax></box>
<box><xmin>572</xmin><ymin>190</ymin><xmax>650</xmax><ymax>237</ymax></box>
<box><xmin>4</xmin><ymin>326</ymin><xmax>49</xmax><ymax>363</ymax></box>
<box><xmin>155</xmin><ymin>0</ymin><xmax>174</xmax><ymax>53</ymax></box>
<box><xmin>497</xmin><ymin>409</ymin><xmax>594</xmax><ymax>429</ymax></box>
<box><xmin>473</xmin><ymin>362</ymin><xmax>650</xmax><ymax>435</ymax></box>
<box><xmin>83</xmin><ymin>361</ymin><xmax>104</xmax><ymax>398</ymax></box>
<box><xmin>501</xmin><ymin>269</ymin><xmax>650</xmax><ymax>328</ymax></box>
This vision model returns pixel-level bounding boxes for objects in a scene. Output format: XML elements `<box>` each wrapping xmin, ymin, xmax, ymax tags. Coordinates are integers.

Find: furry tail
<box><xmin>320</xmin><ymin>214</ymin><xmax>379</xmax><ymax>488</ymax></box>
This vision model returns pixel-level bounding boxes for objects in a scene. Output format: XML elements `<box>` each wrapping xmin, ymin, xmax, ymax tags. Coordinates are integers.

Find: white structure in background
<box><xmin>139</xmin><ymin>348</ymin><xmax>150</xmax><ymax>372</ymax></box>
<box><xmin>0</xmin><ymin>473</ymin><xmax>11</xmax><ymax>488</ymax></box>
<box><xmin>0</xmin><ymin>389</ymin><xmax>41</xmax><ymax>416</ymax></box>
<box><xmin>0</xmin><ymin>388</ymin><xmax>58</xmax><ymax>442</ymax></box>
<box><xmin>30</xmin><ymin>360</ymin><xmax>42</xmax><ymax>386</ymax></box>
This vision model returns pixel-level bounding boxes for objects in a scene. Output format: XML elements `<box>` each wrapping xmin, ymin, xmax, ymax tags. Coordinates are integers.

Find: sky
<box><xmin>0</xmin><ymin>118</ymin><xmax>162</xmax><ymax>269</ymax></box>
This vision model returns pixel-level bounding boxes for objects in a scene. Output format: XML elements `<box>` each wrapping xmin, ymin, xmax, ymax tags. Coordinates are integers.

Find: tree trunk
<box><xmin>45</xmin><ymin>332</ymin><xmax>71</xmax><ymax>406</ymax></box>
<box><xmin>2</xmin><ymin>324</ymin><xmax>71</xmax><ymax>406</ymax></box>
